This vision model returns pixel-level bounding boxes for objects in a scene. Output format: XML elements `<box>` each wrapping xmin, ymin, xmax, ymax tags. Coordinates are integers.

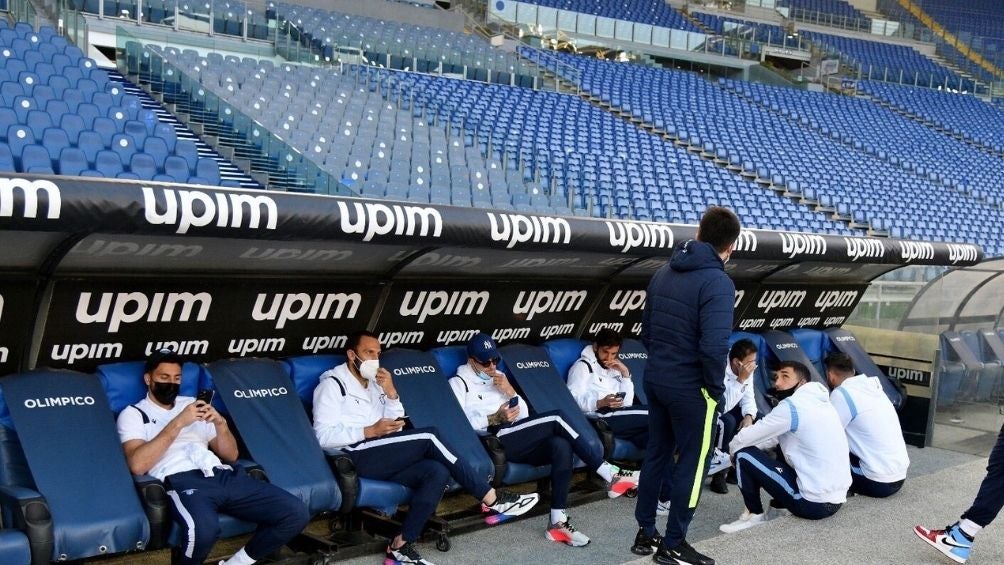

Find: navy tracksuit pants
<box><xmin>344</xmin><ymin>427</ymin><xmax>491</xmax><ymax>542</ymax></box>
<box><xmin>735</xmin><ymin>447</ymin><xmax>842</xmax><ymax>520</ymax></box>
<box><xmin>166</xmin><ymin>466</ymin><xmax>310</xmax><ymax>565</ymax></box>
<box><xmin>717</xmin><ymin>404</ymin><xmax>746</xmax><ymax>451</ymax></box>
<box><xmin>635</xmin><ymin>382</ymin><xmax>718</xmax><ymax>547</ymax></box>
<box><xmin>849</xmin><ymin>453</ymin><xmax>904</xmax><ymax>498</ymax></box>
<box><xmin>496</xmin><ymin>411</ymin><xmax>604</xmax><ymax>510</ymax></box>
<box><xmin>962</xmin><ymin>421</ymin><xmax>1004</xmax><ymax>527</ymax></box>
<box><xmin>597</xmin><ymin>407</ymin><xmax>650</xmax><ymax>450</ymax></box>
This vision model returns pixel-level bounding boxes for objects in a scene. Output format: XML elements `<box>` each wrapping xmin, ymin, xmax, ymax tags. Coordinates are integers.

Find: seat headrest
<box><xmin>95</xmin><ymin>360</ymin><xmax>202</xmax><ymax>415</ymax></box>
<box><xmin>283</xmin><ymin>354</ymin><xmax>345</xmax><ymax>407</ymax></box>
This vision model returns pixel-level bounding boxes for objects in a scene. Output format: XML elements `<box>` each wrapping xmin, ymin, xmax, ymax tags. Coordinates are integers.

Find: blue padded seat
<box><xmin>539</xmin><ymin>338</ymin><xmax>588</xmax><ymax>383</ymax></box>
<box><xmin>202</xmin><ymin>358</ymin><xmax>342</xmax><ymax>516</ymax></box>
<box><xmin>821</xmin><ymin>327</ymin><xmax>904</xmax><ymax>409</ymax></box>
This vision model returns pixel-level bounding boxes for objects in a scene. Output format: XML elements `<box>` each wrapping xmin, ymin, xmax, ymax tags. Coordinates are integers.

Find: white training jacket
<box><xmin>312</xmin><ymin>362</ymin><xmax>404</xmax><ymax>449</ymax></box>
<box><xmin>722</xmin><ymin>362</ymin><xmax>757</xmax><ymax>418</ymax></box>
<box><xmin>830</xmin><ymin>374</ymin><xmax>910</xmax><ymax>483</ymax></box>
<box><xmin>448</xmin><ymin>363</ymin><xmax>528</xmax><ymax>433</ymax></box>
<box><xmin>566</xmin><ymin>345</ymin><xmax>635</xmax><ymax>414</ymax></box>
<box><xmin>729</xmin><ymin>382</ymin><xmax>851</xmax><ymax>504</ymax></box>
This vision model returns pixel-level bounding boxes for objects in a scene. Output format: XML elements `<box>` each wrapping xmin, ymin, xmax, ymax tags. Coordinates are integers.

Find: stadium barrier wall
<box><xmin>0</xmin><ymin>174</ymin><xmax>982</xmax><ymax>377</ymax></box>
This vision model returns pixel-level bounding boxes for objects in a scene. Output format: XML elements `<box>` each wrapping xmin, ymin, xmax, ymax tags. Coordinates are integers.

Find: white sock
<box><xmin>220</xmin><ymin>547</ymin><xmax>255</xmax><ymax>565</ymax></box>
<box><xmin>596</xmin><ymin>461</ymin><xmax>615</xmax><ymax>483</ymax></box>
<box><xmin>550</xmin><ymin>509</ymin><xmax>568</xmax><ymax>525</ymax></box>
<box><xmin>959</xmin><ymin>518</ymin><xmax>982</xmax><ymax>538</ymax></box>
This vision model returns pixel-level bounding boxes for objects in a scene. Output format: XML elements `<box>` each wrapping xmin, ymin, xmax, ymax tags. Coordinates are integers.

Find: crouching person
<box><xmin>313</xmin><ymin>331</ymin><xmax>539</xmax><ymax>565</ymax></box>
<box><xmin>720</xmin><ymin>361</ymin><xmax>850</xmax><ymax>533</ymax></box>
<box><xmin>117</xmin><ymin>349</ymin><xmax>310</xmax><ymax>565</ymax></box>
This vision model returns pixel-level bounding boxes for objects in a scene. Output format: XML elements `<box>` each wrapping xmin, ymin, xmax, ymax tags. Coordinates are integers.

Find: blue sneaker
<box><xmin>914</xmin><ymin>523</ymin><xmax>972</xmax><ymax>563</ymax></box>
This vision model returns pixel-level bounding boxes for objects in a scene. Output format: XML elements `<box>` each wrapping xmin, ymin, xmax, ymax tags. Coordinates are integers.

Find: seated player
<box><xmin>313</xmin><ymin>331</ymin><xmax>539</xmax><ymax>565</ymax></box>
<box><xmin>720</xmin><ymin>361</ymin><xmax>851</xmax><ymax>533</ymax></box>
<box><xmin>709</xmin><ymin>339</ymin><xmax>759</xmax><ymax>494</ymax></box>
<box><xmin>450</xmin><ymin>332</ymin><xmax>639</xmax><ymax>547</ymax></box>
<box><xmin>825</xmin><ymin>352</ymin><xmax>909</xmax><ymax>498</ymax></box>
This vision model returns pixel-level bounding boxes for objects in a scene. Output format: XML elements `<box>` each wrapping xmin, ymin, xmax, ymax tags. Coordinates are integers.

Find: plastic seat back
<box><xmin>203</xmin><ymin>358</ymin><xmax>341</xmax><ymax>516</ymax></box>
<box><xmin>618</xmin><ymin>338</ymin><xmax>649</xmax><ymax>406</ymax></box>
<box><xmin>539</xmin><ymin>338</ymin><xmax>587</xmax><ymax>383</ymax></box>
<box><xmin>822</xmin><ymin>328</ymin><xmax>904</xmax><ymax>409</ymax></box>
<box><xmin>0</xmin><ymin>370</ymin><xmax>149</xmax><ymax>561</ymax></box>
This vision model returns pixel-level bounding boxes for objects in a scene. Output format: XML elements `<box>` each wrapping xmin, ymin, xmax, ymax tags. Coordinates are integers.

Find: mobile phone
<box><xmin>395</xmin><ymin>415</ymin><xmax>410</xmax><ymax>422</ymax></box>
<box><xmin>507</xmin><ymin>396</ymin><xmax>519</xmax><ymax>409</ymax></box>
<box><xmin>196</xmin><ymin>389</ymin><xmax>215</xmax><ymax>405</ymax></box>
<box><xmin>614</xmin><ymin>392</ymin><xmax>627</xmax><ymax>400</ymax></box>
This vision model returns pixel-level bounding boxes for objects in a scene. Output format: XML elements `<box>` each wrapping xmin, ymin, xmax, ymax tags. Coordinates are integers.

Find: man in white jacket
<box><xmin>709</xmin><ymin>339</ymin><xmax>759</xmax><ymax>494</ymax></box>
<box><xmin>825</xmin><ymin>352</ymin><xmax>909</xmax><ymax>498</ymax></box>
<box><xmin>450</xmin><ymin>333</ymin><xmax>639</xmax><ymax>548</ymax></box>
<box><xmin>720</xmin><ymin>361</ymin><xmax>851</xmax><ymax>533</ymax></box>
<box><xmin>313</xmin><ymin>331</ymin><xmax>539</xmax><ymax>565</ymax></box>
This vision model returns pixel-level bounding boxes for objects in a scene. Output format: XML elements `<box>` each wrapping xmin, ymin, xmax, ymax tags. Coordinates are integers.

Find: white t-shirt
<box><xmin>566</xmin><ymin>345</ymin><xmax>634</xmax><ymax>414</ymax></box>
<box><xmin>312</xmin><ymin>362</ymin><xmax>404</xmax><ymax>449</ymax></box>
<box><xmin>830</xmin><ymin>374</ymin><xmax>910</xmax><ymax>483</ymax></box>
<box><xmin>116</xmin><ymin>395</ymin><xmax>221</xmax><ymax>481</ymax></box>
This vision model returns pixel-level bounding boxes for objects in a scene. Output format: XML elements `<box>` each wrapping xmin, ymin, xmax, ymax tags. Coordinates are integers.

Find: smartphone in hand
<box><xmin>196</xmin><ymin>389</ymin><xmax>215</xmax><ymax>405</ymax></box>
<box><xmin>614</xmin><ymin>391</ymin><xmax>627</xmax><ymax>400</ymax></box>
<box><xmin>507</xmin><ymin>396</ymin><xmax>519</xmax><ymax>409</ymax></box>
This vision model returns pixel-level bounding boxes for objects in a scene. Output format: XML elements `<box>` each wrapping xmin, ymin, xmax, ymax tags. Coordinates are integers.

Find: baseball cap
<box><xmin>466</xmin><ymin>332</ymin><xmax>499</xmax><ymax>364</ymax></box>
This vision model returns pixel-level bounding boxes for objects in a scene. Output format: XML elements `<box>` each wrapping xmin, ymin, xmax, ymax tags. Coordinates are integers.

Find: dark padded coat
<box><xmin>641</xmin><ymin>239</ymin><xmax>735</xmax><ymax>401</ymax></box>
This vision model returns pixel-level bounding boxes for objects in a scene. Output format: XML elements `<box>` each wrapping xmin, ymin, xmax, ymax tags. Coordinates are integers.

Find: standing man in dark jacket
<box><xmin>631</xmin><ymin>206</ymin><xmax>740</xmax><ymax>565</ymax></box>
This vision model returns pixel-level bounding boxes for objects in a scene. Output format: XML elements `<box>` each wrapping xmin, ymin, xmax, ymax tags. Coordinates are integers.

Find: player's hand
<box><xmin>365</xmin><ymin>418</ymin><xmax>405</xmax><ymax>438</ymax></box>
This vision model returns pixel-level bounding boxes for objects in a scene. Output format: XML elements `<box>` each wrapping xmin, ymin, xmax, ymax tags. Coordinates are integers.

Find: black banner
<box><xmin>374</xmin><ymin>282</ymin><xmax>601</xmax><ymax>350</ymax></box>
<box><xmin>0</xmin><ymin>280</ymin><xmax>36</xmax><ymax>375</ymax></box>
<box><xmin>735</xmin><ymin>284</ymin><xmax>867</xmax><ymax>332</ymax></box>
<box><xmin>880</xmin><ymin>364</ymin><xmax>932</xmax><ymax>388</ymax></box>
<box><xmin>38</xmin><ymin>279</ymin><xmax>382</xmax><ymax>370</ymax></box>
<box><xmin>0</xmin><ymin>175</ymin><xmax>983</xmax><ymax>267</ymax></box>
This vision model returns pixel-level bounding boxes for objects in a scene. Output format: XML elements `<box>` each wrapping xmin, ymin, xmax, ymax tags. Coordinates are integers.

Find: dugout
<box><xmin>0</xmin><ymin>174</ymin><xmax>984</xmax><ymax>446</ymax></box>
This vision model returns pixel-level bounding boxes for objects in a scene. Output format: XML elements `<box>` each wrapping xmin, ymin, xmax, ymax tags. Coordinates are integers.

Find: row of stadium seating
<box><xmin>722</xmin><ymin>80</ymin><xmax>1004</xmax><ymax>208</ymax></box>
<box><xmin>504</xmin><ymin>0</ymin><xmax>699</xmax><ymax>32</ymax></box>
<box><xmin>533</xmin><ymin>51</ymin><xmax>1003</xmax><ymax>254</ymax></box>
<box><xmin>0</xmin><ymin>327</ymin><xmax>896</xmax><ymax>563</ymax></box>
<box><xmin>803</xmin><ymin>30</ymin><xmax>964</xmax><ymax>88</ymax></box>
<box><xmin>912</xmin><ymin>0</ymin><xmax>1004</xmax><ymax>77</ymax></box>
<box><xmin>0</xmin><ymin>21</ymin><xmax>236</xmax><ymax>184</ymax></box>
<box><xmin>860</xmin><ymin>80</ymin><xmax>1004</xmax><ymax>153</ymax></box>
<box><xmin>782</xmin><ymin>0</ymin><xmax>870</xmax><ymax>26</ymax></box>
<box><xmin>936</xmin><ymin>328</ymin><xmax>1004</xmax><ymax>408</ymax></box>
<box><xmin>271</xmin><ymin>2</ymin><xmax>539</xmax><ymax>87</ymax></box>
<box><xmin>692</xmin><ymin>12</ymin><xmax>791</xmax><ymax>46</ymax></box>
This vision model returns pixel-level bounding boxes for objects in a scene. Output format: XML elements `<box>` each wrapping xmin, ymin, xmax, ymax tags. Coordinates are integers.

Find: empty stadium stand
<box><xmin>502</xmin><ymin>0</ymin><xmax>700</xmax><ymax>32</ymax></box>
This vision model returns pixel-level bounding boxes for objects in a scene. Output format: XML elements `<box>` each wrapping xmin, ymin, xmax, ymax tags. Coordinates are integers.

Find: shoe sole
<box><xmin>913</xmin><ymin>527</ymin><xmax>968</xmax><ymax>564</ymax></box>
<box><xmin>608</xmin><ymin>480</ymin><xmax>638</xmax><ymax>498</ymax></box>
<box><xmin>546</xmin><ymin>530</ymin><xmax>590</xmax><ymax>547</ymax></box>
<box><xmin>485</xmin><ymin>495</ymin><xmax>541</xmax><ymax>524</ymax></box>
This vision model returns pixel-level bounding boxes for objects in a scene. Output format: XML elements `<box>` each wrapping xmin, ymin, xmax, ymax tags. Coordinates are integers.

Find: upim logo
<box><xmin>239</xmin><ymin>247</ymin><xmax>353</xmax><ymax>262</ymax></box>
<box><xmin>947</xmin><ymin>244</ymin><xmax>979</xmax><ymax>265</ymax></box>
<box><xmin>779</xmin><ymin>233</ymin><xmax>827</xmax><ymax>258</ymax></box>
<box><xmin>488</xmin><ymin>213</ymin><xmax>570</xmax><ymax>249</ymax></box>
<box><xmin>252</xmin><ymin>293</ymin><xmax>361</xmax><ymax>329</ymax></box>
<box><xmin>143</xmin><ymin>187</ymin><xmax>278</xmax><ymax>235</ymax></box>
<box><xmin>338</xmin><ymin>201</ymin><xmax>442</xmax><ymax>242</ymax></box>
<box><xmin>514</xmin><ymin>290</ymin><xmax>588</xmax><ymax>321</ymax></box>
<box><xmin>757</xmin><ymin>290</ymin><xmax>806</xmax><ymax>313</ymax></box>
<box><xmin>400</xmin><ymin>291</ymin><xmax>489</xmax><ymax>323</ymax></box>
<box><xmin>815</xmin><ymin>290</ymin><xmax>859</xmax><ymax>312</ymax></box>
<box><xmin>606</xmin><ymin>221</ymin><xmax>673</xmax><ymax>253</ymax></box>
<box><xmin>76</xmin><ymin>291</ymin><xmax>212</xmax><ymax>333</ymax></box>
<box><xmin>71</xmin><ymin>239</ymin><xmax>202</xmax><ymax>258</ymax></box>
<box><xmin>0</xmin><ymin>178</ymin><xmax>61</xmax><ymax>220</ymax></box>
<box><xmin>0</xmin><ymin>294</ymin><xmax>3</xmax><ymax>322</ymax></box>
<box><xmin>844</xmin><ymin>238</ymin><xmax>885</xmax><ymax>261</ymax></box>
<box><xmin>734</xmin><ymin>289</ymin><xmax>745</xmax><ymax>308</ymax></box>
<box><xmin>899</xmin><ymin>241</ymin><xmax>935</xmax><ymax>263</ymax></box>
<box><xmin>609</xmin><ymin>290</ymin><xmax>646</xmax><ymax>316</ymax></box>
<box><xmin>734</xmin><ymin>230</ymin><xmax>758</xmax><ymax>252</ymax></box>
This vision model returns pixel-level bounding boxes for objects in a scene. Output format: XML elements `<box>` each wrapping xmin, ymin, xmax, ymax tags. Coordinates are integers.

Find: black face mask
<box><xmin>770</xmin><ymin>385</ymin><xmax>798</xmax><ymax>403</ymax></box>
<box><xmin>151</xmin><ymin>382</ymin><xmax>180</xmax><ymax>406</ymax></box>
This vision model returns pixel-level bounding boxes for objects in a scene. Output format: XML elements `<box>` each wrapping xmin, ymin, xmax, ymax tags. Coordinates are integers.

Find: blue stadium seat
<box><xmin>57</xmin><ymin>147</ymin><xmax>88</xmax><ymax>176</ymax></box>
<box><xmin>93</xmin><ymin>150</ymin><xmax>124</xmax><ymax>177</ymax></box>
<box><xmin>21</xmin><ymin>145</ymin><xmax>54</xmax><ymax>173</ymax></box>
<box><xmin>128</xmin><ymin>152</ymin><xmax>158</xmax><ymax>180</ymax></box>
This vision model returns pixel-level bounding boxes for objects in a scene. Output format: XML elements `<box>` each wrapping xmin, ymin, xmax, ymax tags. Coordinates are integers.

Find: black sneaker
<box><xmin>385</xmin><ymin>541</ymin><xmax>436</xmax><ymax>565</ymax></box>
<box><xmin>631</xmin><ymin>528</ymin><xmax>663</xmax><ymax>556</ymax></box>
<box><xmin>725</xmin><ymin>467</ymin><xmax>737</xmax><ymax>485</ymax></box>
<box><xmin>709</xmin><ymin>470</ymin><xmax>728</xmax><ymax>494</ymax></box>
<box><xmin>654</xmin><ymin>539</ymin><xmax>714</xmax><ymax>565</ymax></box>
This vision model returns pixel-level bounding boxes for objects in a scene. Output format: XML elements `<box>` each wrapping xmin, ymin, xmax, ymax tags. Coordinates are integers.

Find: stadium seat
<box><xmin>822</xmin><ymin>327</ymin><xmax>904</xmax><ymax>409</ymax></box>
<box><xmin>0</xmin><ymin>370</ymin><xmax>150</xmax><ymax>563</ymax></box>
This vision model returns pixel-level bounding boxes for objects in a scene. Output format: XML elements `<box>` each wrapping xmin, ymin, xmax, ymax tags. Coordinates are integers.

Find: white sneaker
<box><xmin>719</xmin><ymin>509</ymin><xmax>771</xmax><ymax>533</ymax></box>
<box><xmin>707</xmin><ymin>448</ymin><xmax>732</xmax><ymax>476</ymax></box>
<box><xmin>546</xmin><ymin>520</ymin><xmax>591</xmax><ymax>547</ymax></box>
<box><xmin>607</xmin><ymin>467</ymin><xmax>640</xmax><ymax>498</ymax></box>
<box><xmin>656</xmin><ymin>500</ymin><xmax>671</xmax><ymax>516</ymax></box>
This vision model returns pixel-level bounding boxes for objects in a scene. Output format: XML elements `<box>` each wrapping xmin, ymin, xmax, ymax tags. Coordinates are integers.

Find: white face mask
<box><xmin>358</xmin><ymin>359</ymin><xmax>379</xmax><ymax>381</ymax></box>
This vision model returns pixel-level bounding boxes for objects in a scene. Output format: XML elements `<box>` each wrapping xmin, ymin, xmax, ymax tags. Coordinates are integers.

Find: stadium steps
<box><xmin>107</xmin><ymin>69</ymin><xmax>263</xmax><ymax>189</ymax></box>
